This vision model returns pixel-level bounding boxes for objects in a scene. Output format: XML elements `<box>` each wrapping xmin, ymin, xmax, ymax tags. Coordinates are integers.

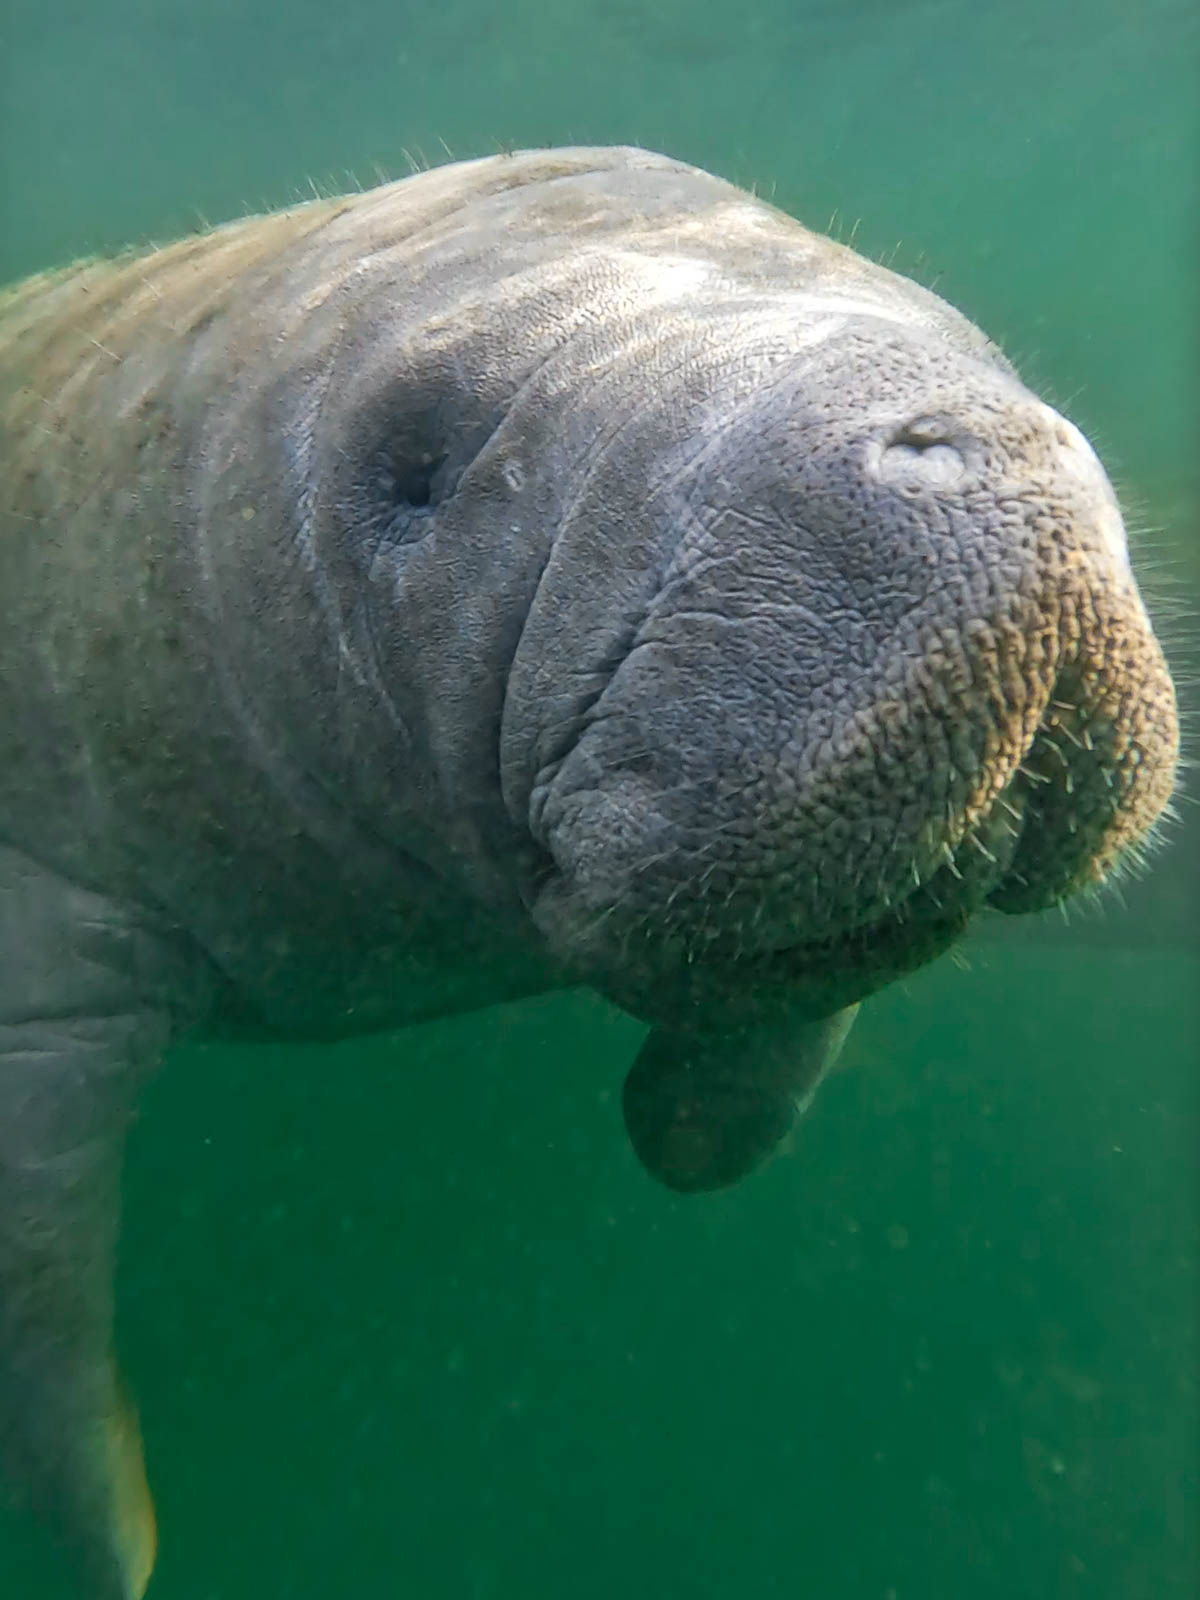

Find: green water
<box><xmin>1</xmin><ymin>1</ymin><xmax>1196</xmax><ymax>1596</ymax></box>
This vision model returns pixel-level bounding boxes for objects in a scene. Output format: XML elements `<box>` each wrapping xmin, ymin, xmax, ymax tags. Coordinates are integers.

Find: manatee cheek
<box><xmin>622</xmin><ymin>1040</ymin><xmax>798</xmax><ymax>1192</ymax></box>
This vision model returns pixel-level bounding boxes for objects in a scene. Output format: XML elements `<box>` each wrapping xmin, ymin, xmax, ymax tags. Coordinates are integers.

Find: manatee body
<box><xmin>0</xmin><ymin>146</ymin><xmax>1178</xmax><ymax>1595</ymax></box>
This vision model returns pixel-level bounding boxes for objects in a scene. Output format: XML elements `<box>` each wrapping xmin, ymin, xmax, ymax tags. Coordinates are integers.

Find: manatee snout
<box><xmin>523</xmin><ymin>329</ymin><xmax>1179</xmax><ymax>1029</ymax></box>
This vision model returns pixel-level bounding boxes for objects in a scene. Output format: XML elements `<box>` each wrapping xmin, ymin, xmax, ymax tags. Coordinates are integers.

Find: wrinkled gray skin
<box><xmin>0</xmin><ymin>147</ymin><xmax>1179</xmax><ymax>1596</ymax></box>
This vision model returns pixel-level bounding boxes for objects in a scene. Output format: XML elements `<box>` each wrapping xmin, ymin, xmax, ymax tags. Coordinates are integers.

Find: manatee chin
<box><xmin>620</xmin><ymin>1004</ymin><xmax>860</xmax><ymax>1193</ymax></box>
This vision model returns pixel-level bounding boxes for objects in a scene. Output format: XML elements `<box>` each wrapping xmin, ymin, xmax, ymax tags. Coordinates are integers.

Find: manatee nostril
<box><xmin>879</xmin><ymin>417</ymin><xmax>967</xmax><ymax>488</ymax></box>
<box><xmin>889</xmin><ymin>416</ymin><xmax>959</xmax><ymax>452</ymax></box>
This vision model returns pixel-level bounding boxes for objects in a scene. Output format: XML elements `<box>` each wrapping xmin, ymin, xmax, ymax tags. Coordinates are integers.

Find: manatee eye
<box><xmin>878</xmin><ymin>418</ymin><xmax>967</xmax><ymax>488</ymax></box>
<box><xmin>372</xmin><ymin>446</ymin><xmax>449</xmax><ymax>546</ymax></box>
<box><xmin>389</xmin><ymin>450</ymin><xmax>447</xmax><ymax>510</ymax></box>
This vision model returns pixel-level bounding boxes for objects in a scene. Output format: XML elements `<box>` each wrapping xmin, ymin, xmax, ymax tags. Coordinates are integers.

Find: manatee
<box><xmin>0</xmin><ymin>145</ymin><xmax>1178</xmax><ymax>1595</ymax></box>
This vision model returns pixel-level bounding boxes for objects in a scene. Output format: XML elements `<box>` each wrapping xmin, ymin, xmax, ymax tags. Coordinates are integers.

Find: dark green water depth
<box><xmin>1</xmin><ymin>2</ymin><xmax>1196</xmax><ymax>1596</ymax></box>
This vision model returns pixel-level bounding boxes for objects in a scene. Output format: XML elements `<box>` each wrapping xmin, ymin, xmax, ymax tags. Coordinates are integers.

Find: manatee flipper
<box><xmin>622</xmin><ymin>1005</ymin><xmax>858</xmax><ymax>1192</ymax></box>
<box><xmin>0</xmin><ymin>848</ymin><xmax>173</xmax><ymax>1598</ymax></box>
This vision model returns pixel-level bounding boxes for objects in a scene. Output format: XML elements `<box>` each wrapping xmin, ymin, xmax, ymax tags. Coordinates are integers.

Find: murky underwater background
<box><xmin>1</xmin><ymin>0</ymin><xmax>1196</xmax><ymax>1595</ymax></box>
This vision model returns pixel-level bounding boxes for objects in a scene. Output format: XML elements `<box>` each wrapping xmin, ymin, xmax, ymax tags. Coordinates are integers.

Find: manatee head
<box><xmin>497</xmin><ymin>290</ymin><xmax>1178</xmax><ymax>1031</ymax></box>
<box><xmin>232</xmin><ymin>158</ymin><xmax>1177</xmax><ymax>1038</ymax></box>
<box><xmin>211</xmin><ymin>156</ymin><xmax>1176</xmax><ymax>1190</ymax></box>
